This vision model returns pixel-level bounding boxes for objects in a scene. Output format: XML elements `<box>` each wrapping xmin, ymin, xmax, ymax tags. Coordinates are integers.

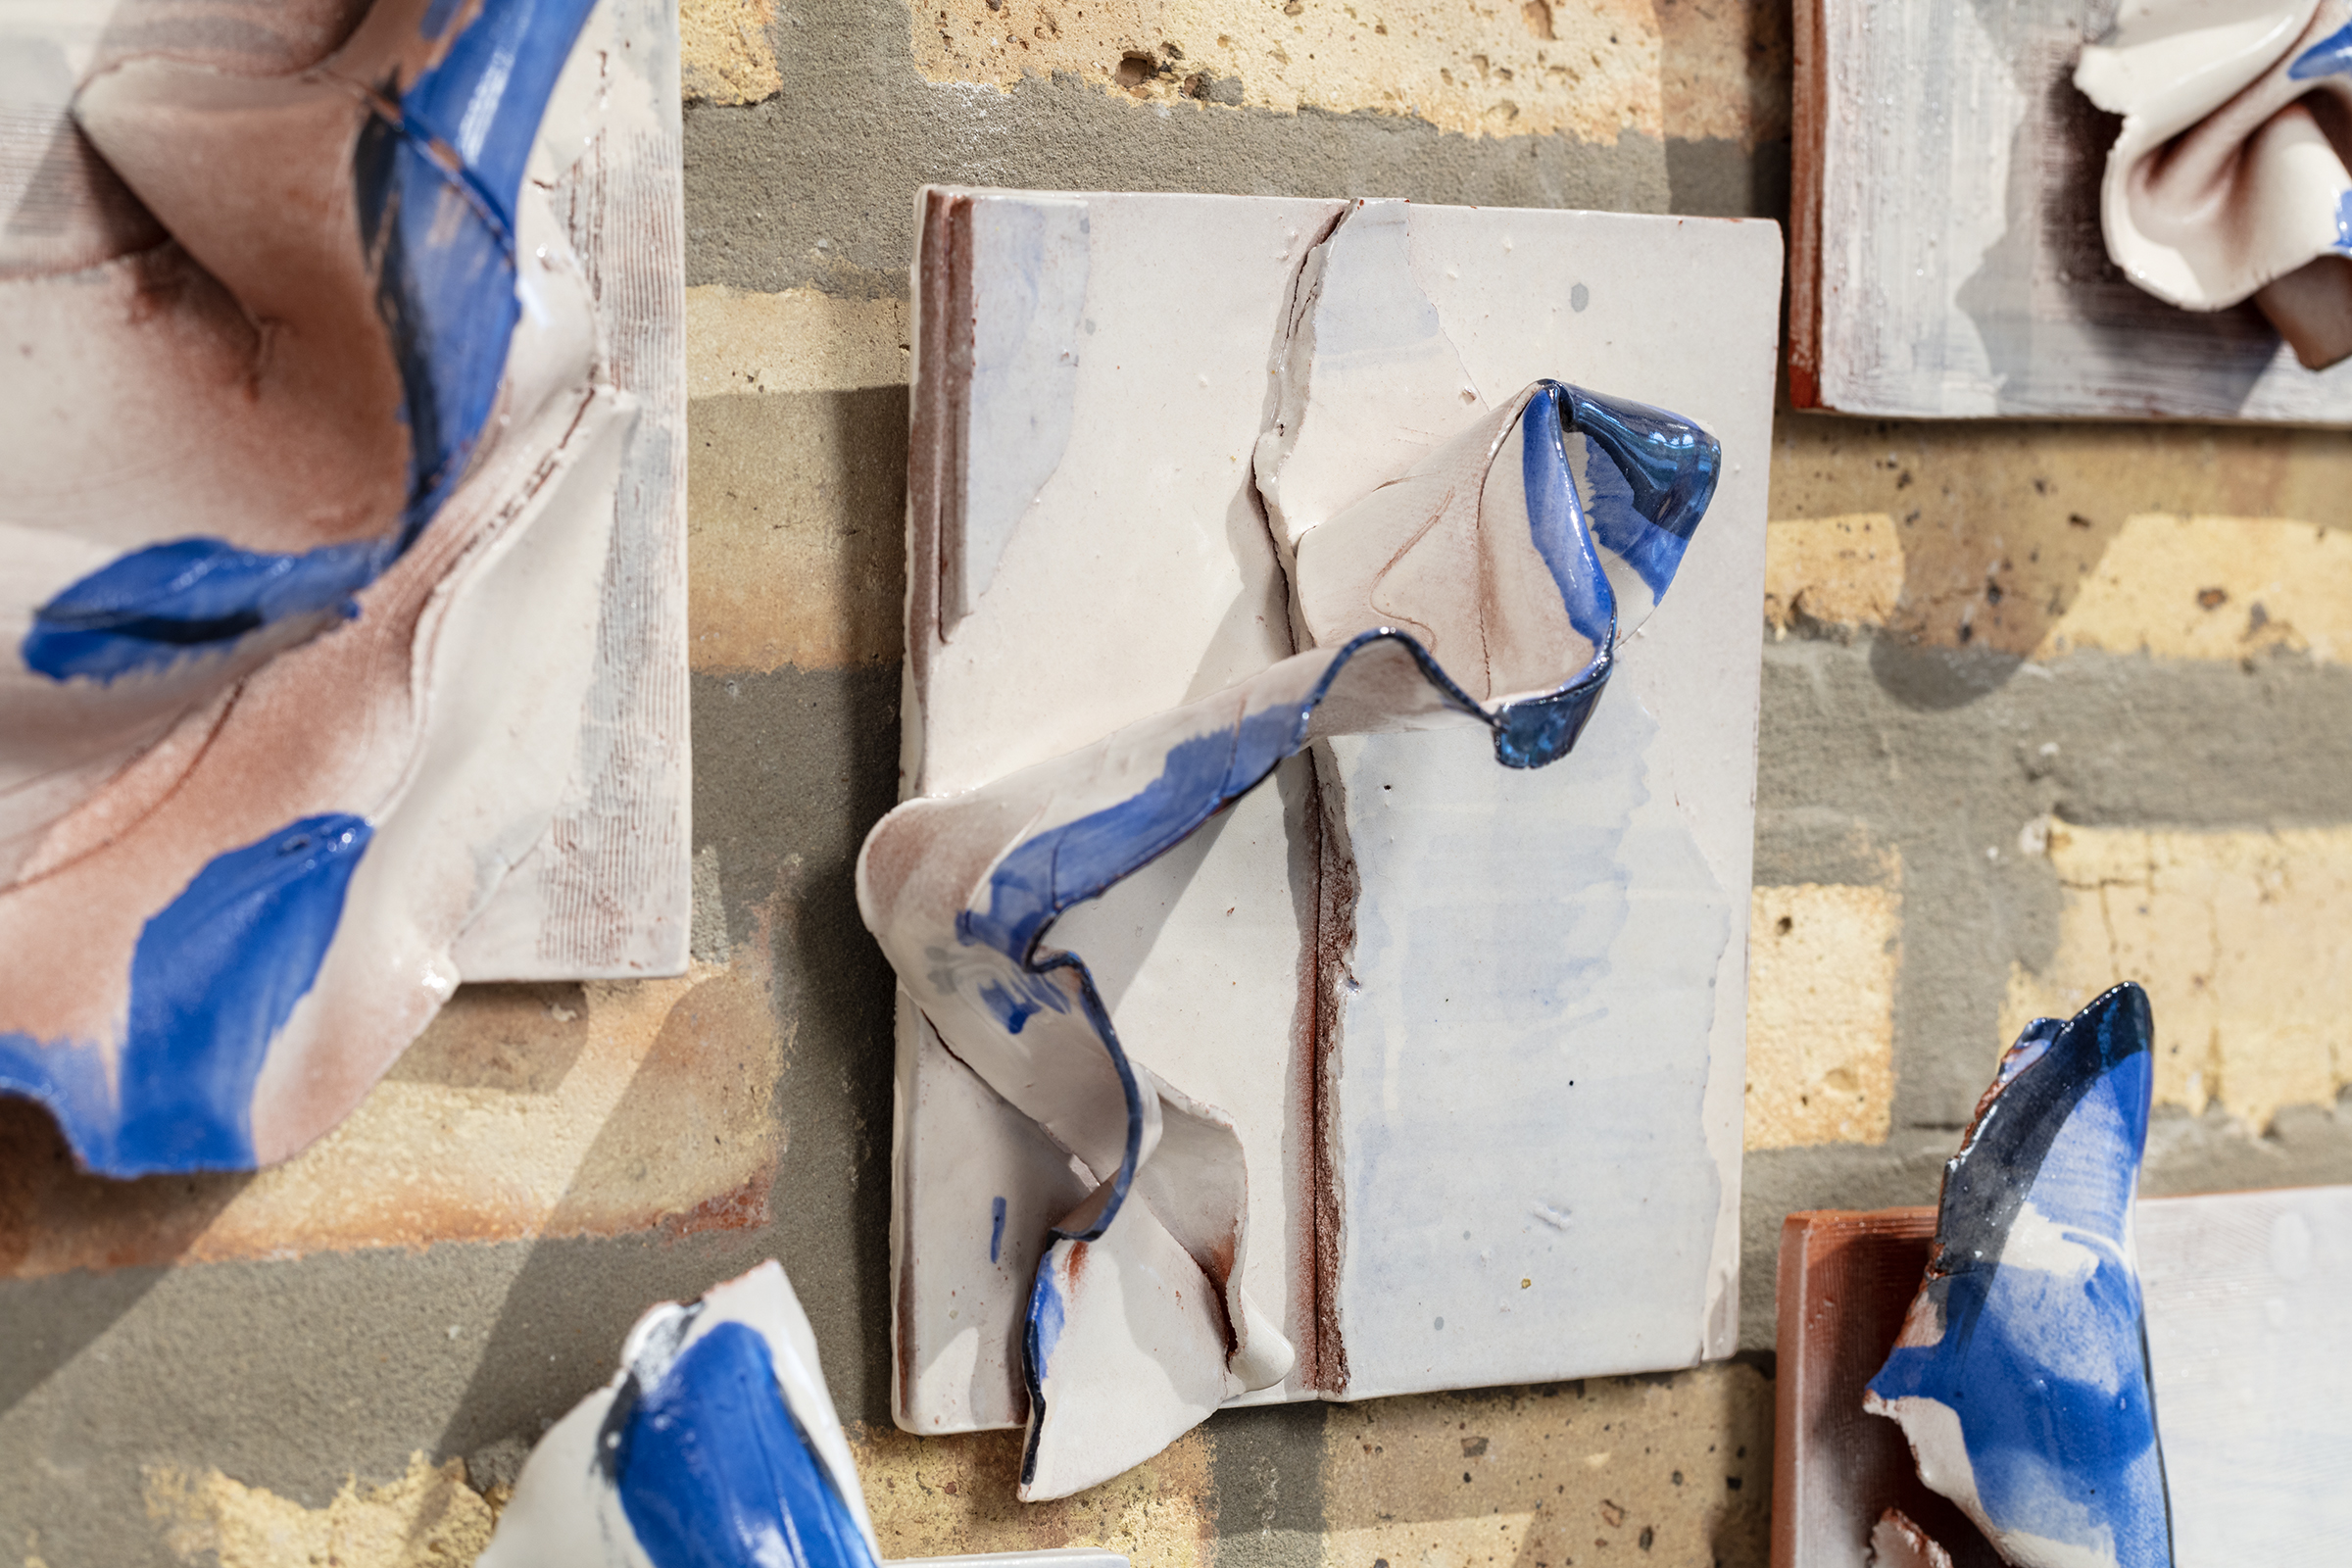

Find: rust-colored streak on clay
<box><xmin>1785</xmin><ymin>0</ymin><xmax>1827</xmax><ymax>410</ymax></box>
<box><xmin>904</xmin><ymin>188</ymin><xmax>970</xmax><ymax>708</ymax></box>
<box><xmin>1301</xmin><ymin>749</ymin><xmax>1356</xmax><ymax>1395</ymax></box>
<box><xmin>1771</xmin><ymin>1208</ymin><xmax>2002</xmax><ymax>1568</ymax></box>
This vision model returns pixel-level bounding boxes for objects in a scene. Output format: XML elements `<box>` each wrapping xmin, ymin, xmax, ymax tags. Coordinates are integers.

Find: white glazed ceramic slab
<box><xmin>1792</xmin><ymin>0</ymin><xmax>2352</xmax><ymax>421</ymax></box>
<box><xmin>891</xmin><ymin>190</ymin><xmax>1781</xmax><ymax>1437</ymax></box>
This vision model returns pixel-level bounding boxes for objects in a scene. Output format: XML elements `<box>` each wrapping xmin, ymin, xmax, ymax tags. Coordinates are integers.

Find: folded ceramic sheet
<box><xmin>861</xmin><ymin>192</ymin><xmax>1774</xmax><ymax>1499</ymax></box>
<box><xmin>0</xmin><ymin>0</ymin><xmax>688</xmax><ymax>1176</ymax></box>
<box><xmin>2080</xmin><ymin>0</ymin><xmax>2352</xmax><ymax>366</ymax></box>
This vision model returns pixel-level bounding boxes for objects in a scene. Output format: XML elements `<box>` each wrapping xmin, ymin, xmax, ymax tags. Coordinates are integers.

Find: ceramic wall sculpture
<box><xmin>1791</xmin><ymin>0</ymin><xmax>2352</xmax><ymax>420</ymax></box>
<box><xmin>868</xmin><ymin>189</ymin><xmax>1783</xmax><ymax>1498</ymax></box>
<box><xmin>0</xmin><ymin>0</ymin><xmax>689</xmax><ymax>1178</ymax></box>
<box><xmin>2078</xmin><ymin>0</ymin><xmax>2352</xmax><ymax>369</ymax></box>
<box><xmin>1778</xmin><ymin>1192</ymin><xmax>2352</xmax><ymax>1568</ymax></box>
<box><xmin>479</xmin><ymin>1261</ymin><xmax>881</xmax><ymax>1568</ymax></box>
<box><xmin>1864</xmin><ymin>984</ymin><xmax>2172</xmax><ymax>1568</ymax></box>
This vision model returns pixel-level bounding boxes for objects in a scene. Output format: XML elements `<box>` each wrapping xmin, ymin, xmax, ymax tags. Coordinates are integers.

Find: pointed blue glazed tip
<box><xmin>1868</xmin><ymin>982</ymin><xmax>2173</xmax><ymax>1568</ymax></box>
<box><xmin>608</xmin><ymin>1320</ymin><xmax>879</xmax><ymax>1568</ymax></box>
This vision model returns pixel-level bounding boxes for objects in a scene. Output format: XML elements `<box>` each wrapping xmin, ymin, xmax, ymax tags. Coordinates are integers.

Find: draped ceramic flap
<box><xmin>865</xmin><ymin>190</ymin><xmax>1783</xmax><ymax>1497</ymax></box>
<box><xmin>0</xmin><ymin>0</ymin><xmax>689</xmax><ymax>1177</ymax></box>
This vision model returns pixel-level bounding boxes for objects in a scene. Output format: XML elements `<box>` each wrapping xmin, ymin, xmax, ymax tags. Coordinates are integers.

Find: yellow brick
<box><xmin>1768</xmin><ymin>414</ymin><xmax>2352</xmax><ymax>656</ymax></box>
<box><xmin>2002</xmin><ymin>824</ymin><xmax>2352</xmax><ymax>1129</ymax></box>
<box><xmin>682</xmin><ymin>0</ymin><xmax>783</xmax><ymax>105</ymax></box>
<box><xmin>2035</xmin><ymin>514</ymin><xmax>2352</xmax><ymax>664</ymax></box>
<box><xmin>854</xmin><ymin>1424</ymin><xmax>1211</xmax><ymax>1568</ymax></box>
<box><xmin>1318</xmin><ymin>1365</ymin><xmax>1771</xmax><ymax>1568</ymax></box>
<box><xmin>909</xmin><ymin>0</ymin><xmax>1789</xmax><ymax>145</ymax></box>
<box><xmin>5</xmin><ymin>954</ymin><xmax>782</xmax><ymax>1277</ymax></box>
<box><xmin>1762</xmin><ymin>513</ymin><xmax>1903</xmax><ymax>636</ymax></box>
<box><xmin>686</xmin><ymin>285</ymin><xmax>911</xmax><ymax>398</ymax></box>
<box><xmin>1744</xmin><ymin>882</ymin><xmax>1898</xmax><ymax>1150</ymax></box>
<box><xmin>147</xmin><ymin>1453</ymin><xmax>493</xmax><ymax>1568</ymax></box>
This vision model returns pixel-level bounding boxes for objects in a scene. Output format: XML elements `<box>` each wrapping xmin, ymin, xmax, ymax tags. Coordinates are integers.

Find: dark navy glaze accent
<box><xmin>1017</xmin><ymin>1247</ymin><xmax>1071</xmax><ymax>1488</ymax></box>
<box><xmin>0</xmin><ymin>814</ymin><xmax>371</xmax><ymax>1176</ymax></box>
<box><xmin>1869</xmin><ymin>983</ymin><xmax>2173</xmax><ymax>1568</ymax></box>
<box><xmin>24</xmin><ymin>0</ymin><xmax>590</xmax><ymax>684</ymax></box>
<box><xmin>613</xmin><ymin>1322</ymin><xmax>880</xmax><ymax>1568</ymax></box>
<box><xmin>1558</xmin><ymin>384</ymin><xmax>1721</xmax><ymax>596</ymax></box>
<box><xmin>23</xmin><ymin>538</ymin><xmax>382</xmax><ymax>682</ymax></box>
<box><xmin>990</xmin><ymin>1196</ymin><xmax>1008</xmax><ymax>1263</ymax></box>
<box><xmin>2291</xmin><ymin>20</ymin><xmax>2352</xmax><ymax>79</ymax></box>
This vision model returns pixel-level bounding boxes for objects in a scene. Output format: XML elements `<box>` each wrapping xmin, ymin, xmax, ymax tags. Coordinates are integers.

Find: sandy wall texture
<box><xmin>6</xmin><ymin>1</ymin><xmax>2351</xmax><ymax>1563</ymax></box>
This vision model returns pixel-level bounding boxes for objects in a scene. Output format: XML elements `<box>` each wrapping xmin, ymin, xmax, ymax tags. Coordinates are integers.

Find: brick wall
<box><xmin>5</xmin><ymin>3</ymin><xmax>2348</xmax><ymax>1563</ymax></box>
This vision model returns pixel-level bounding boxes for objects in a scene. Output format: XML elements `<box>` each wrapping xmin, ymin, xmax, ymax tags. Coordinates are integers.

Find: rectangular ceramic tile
<box><xmin>1774</xmin><ymin>1189</ymin><xmax>2352</xmax><ymax>1567</ymax></box>
<box><xmin>1790</xmin><ymin>0</ymin><xmax>2352</xmax><ymax>421</ymax></box>
<box><xmin>892</xmin><ymin>189</ymin><xmax>1781</xmax><ymax>1432</ymax></box>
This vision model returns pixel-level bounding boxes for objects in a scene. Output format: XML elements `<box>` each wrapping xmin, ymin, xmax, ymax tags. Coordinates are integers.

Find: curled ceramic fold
<box><xmin>2078</xmin><ymin>0</ymin><xmax>2352</xmax><ymax>368</ymax></box>
<box><xmin>858</xmin><ymin>373</ymin><xmax>1721</xmax><ymax>1499</ymax></box>
<box><xmin>1865</xmin><ymin>983</ymin><xmax>2174</xmax><ymax>1568</ymax></box>
<box><xmin>0</xmin><ymin>0</ymin><xmax>619</xmax><ymax>1175</ymax></box>
<box><xmin>478</xmin><ymin>1260</ymin><xmax>884</xmax><ymax>1568</ymax></box>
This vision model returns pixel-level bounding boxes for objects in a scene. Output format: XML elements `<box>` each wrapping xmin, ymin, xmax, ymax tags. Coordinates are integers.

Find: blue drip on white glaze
<box><xmin>23</xmin><ymin>0</ymin><xmax>595</xmax><ymax>683</ymax></box>
<box><xmin>612</xmin><ymin>1322</ymin><xmax>880</xmax><ymax>1568</ymax></box>
<box><xmin>0</xmin><ymin>814</ymin><xmax>371</xmax><ymax>1176</ymax></box>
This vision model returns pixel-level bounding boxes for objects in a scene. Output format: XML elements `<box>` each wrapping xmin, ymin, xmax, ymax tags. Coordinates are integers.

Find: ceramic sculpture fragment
<box><xmin>478</xmin><ymin>1261</ymin><xmax>881</xmax><ymax>1568</ymax></box>
<box><xmin>862</xmin><ymin>195</ymin><xmax>1734</xmax><ymax>1499</ymax></box>
<box><xmin>2079</xmin><ymin>0</ymin><xmax>2352</xmax><ymax>368</ymax></box>
<box><xmin>1866</xmin><ymin>983</ymin><xmax>2173</xmax><ymax>1568</ymax></box>
<box><xmin>0</xmin><ymin>0</ymin><xmax>687</xmax><ymax>1176</ymax></box>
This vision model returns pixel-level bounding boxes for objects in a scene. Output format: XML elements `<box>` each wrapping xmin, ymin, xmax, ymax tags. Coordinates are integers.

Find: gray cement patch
<box><xmin>683</xmin><ymin>0</ymin><xmax>1674</xmax><ymax>295</ymax></box>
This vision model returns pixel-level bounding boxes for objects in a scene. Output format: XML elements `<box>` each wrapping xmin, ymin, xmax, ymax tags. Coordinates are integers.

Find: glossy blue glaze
<box><xmin>2291</xmin><ymin>20</ymin><xmax>2352</xmax><ymax>79</ymax></box>
<box><xmin>613</xmin><ymin>1322</ymin><xmax>879</xmax><ymax>1568</ymax></box>
<box><xmin>2335</xmin><ymin>188</ymin><xmax>2352</xmax><ymax>253</ymax></box>
<box><xmin>1521</xmin><ymin>382</ymin><xmax>1615</xmax><ymax>650</ymax></box>
<box><xmin>24</xmin><ymin>0</ymin><xmax>592</xmax><ymax>682</ymax></box>
<box><xmin>1560</xmin><ymin>385</ymin><xmax>1720</xmax><ymax>596</ymax></box>
<box><xmin>1869</xmin><ymin>983</ymin><xmax>2172</xmax><ymax>1568</ymax></box>
<box><xmin>22</xmin><ymin>539</ymin><xmax>382</xmax><ymax>682</ymax></box>
<box><xmin>0</xmin><ymin>815</ymin><xmax>371</xmax><ymax>1176</ymax></box>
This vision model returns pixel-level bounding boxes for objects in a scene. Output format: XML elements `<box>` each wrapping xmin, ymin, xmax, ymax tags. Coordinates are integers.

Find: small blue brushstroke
<box><xmin>0</xmin><ymin>814</ymin><xmax>371</xmax><ymax>1176</ymax></box>
<box><xmin>2291</xmin><ymin>21</ymin><xmax>2352</xmax><ymax>79</ymax></box>
<box><xmin>990</xmin><ymin>1196</ymin><xmax>1008</xmax><ymax>1263</ymax></box>
<box><xmin>1869</xmin><ymin>983</ymin><xmax>2172</xmax><ymax>1568</ymax></box>
<box><xmin>25</xmin><ymin>0</ymin><xmax>593</xmax><ymax>684</ymax></box>
<box><xmin>613</xmin><ymin>1322</ymin><xmax>879</xmax><ymax>1568</ymax></box>
<box><xmin>22</xmin><ymin>538</ymin><xmax>383</xmax><ymax>682</ymax></box>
